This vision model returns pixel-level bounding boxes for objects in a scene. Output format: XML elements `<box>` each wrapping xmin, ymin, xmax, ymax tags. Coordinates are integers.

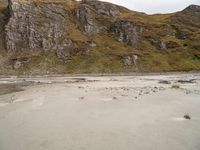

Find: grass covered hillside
<box><xmin>0</xmin><ymin>0</ymin><xmax>199</xmax><ymax>75</ymax></box>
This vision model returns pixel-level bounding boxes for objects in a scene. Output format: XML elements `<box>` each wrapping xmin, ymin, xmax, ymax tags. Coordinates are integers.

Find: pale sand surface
<box><xmin>0</xmin><ymin>73</ymin><xmax>200</xmax><ymax>150</ymax></box>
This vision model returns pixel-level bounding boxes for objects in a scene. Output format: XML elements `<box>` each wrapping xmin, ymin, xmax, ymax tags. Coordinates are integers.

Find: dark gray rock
<box><xmin>159</xmin><ymin>80</ymin><xmax>171</xmax><ymax>84</ymax></box>
<box><xmin>149</xmin><ymin>38</ymin><xmax>167</xmax><ymax>50</ymax></box>
<box><xmin>111</xmin><ymin>21</ymin><xmax>142</xmax><ymax>48</ymax></box>
<box><xmin>149</xmin><ymin>37</ymin><xmax>180</xmax><ymax>50</ymax></box>
<box><xmin>177</xmin><ymin>79</ymin><xmax>196</xmax><ymax>84</ymax></box>
<box><xmin>56</xmin><ymin>39</ymin><xmax>74</xmax><ymax>59</ymax></box>
<box><xmin>5</xmin><ymin>0</ymin><xmax>68</xmax><ymax>52</ymax></box>
<box><xmin>82</xmin><ymin>0</ymin><xmax>120</xmax><ymax>16</ymax></box>
<box><xmin>11</xmin><ymin>57</ymin><xmax>31</xmax><ymax>69</ymax></box>
<box><xmin>172</xmin><ymin>5</ymin><xmax>200</xmax><ymax>28</ymax></box>
<box><xmin>75</xmin><ymin>4</ymin><xmax>99</xmax><ymax>35</ymax></box>
<box><xmin>56</xmin><ymin>39</ymin><xmax>89</xmax><ymax>59</ymax></box>
<box><xmin>175</xmin><ymin>28</ymin><xmax>191</xmax><ymax>39</ymax></box>
<box><xmin>184</xmin><ymin>114</ymin><xmax>191</xmax><ymax>120</ymax></box>
<box><xmin>183</xmin><ymin>5</ymin><xmax>200</xmax><ymax>16</ymax></box>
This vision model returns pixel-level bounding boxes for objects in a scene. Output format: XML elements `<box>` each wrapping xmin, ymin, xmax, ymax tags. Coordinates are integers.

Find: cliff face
<box><xmin>4</xmin><ymin>0</ymin><xmax>142</xmax><ymax>53</ymax></box>
<box><xmin>0</xmin><ymin>0</ymin><xmax>200</xmax><ymax>74</ymax></box>
<box><xmin>6</xmin><ymin>0</ymin><xmax>68</xmax><ymax>52</ymax></box>
<box><xmin>111</xmin><ymin>21</ymin><xmax>142</xmax><ymax>48</ymax></box>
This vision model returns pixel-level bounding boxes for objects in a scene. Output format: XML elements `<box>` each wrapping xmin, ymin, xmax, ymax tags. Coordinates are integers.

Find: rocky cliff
<box><xmin>6</xmin><ymin>0</ymin><xmax>69</xmax><ymax>52</ymax></box>
<box><xmin>0</xmin><ymin>0</ymin><xmax>199</xmax><ymax>74</ymax></box>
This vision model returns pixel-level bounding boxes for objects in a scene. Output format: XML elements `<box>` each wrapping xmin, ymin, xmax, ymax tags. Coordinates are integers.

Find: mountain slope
<box><xmin>0</xmin><ymin>0</ymin><xmax>200</xmax><ymax>75</ymax></box>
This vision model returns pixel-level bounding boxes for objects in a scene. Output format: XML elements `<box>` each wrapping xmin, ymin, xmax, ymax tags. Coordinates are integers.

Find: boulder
<box><xmin>11</xmin><ymin>57</ymin><xmax>31</xmax><ymax>69</ymax></box>
<box><xmin>159</xmin><ymin>80</ymin><xmax>171</xmax><ymax>84</ymax></box>
<box><xmin>87</xmin><ymin>40</ymin><xmax>97</xmax><ymax>47</ymax></box>
<box><xmin>122</xmin><ymin>55</ymin><xmax>138</xmax><ymax>66</ymax></box>
<box><xmin>149</xmin><ymin>38</ymin><xmax>167</xmax><ymax>50</ymax></box>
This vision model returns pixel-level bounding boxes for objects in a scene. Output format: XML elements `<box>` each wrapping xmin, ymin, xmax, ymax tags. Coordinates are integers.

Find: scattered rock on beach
<box><xmin>172</xmin><ymin>85</ymin><xmax>180</xmax><ymax>89</ymax></box>
<box><xmin>184</xmin><ymin>114</ymin><xmax>191</xmax><ymax>120</ymax></box>
<box><xmin>159</xmin><ymin>80</ymin><xmax>171</xmax><ymax>84</ymax></box>
<box><xmin>112</xmin><ymin>97</ymin><xmax>118</xmax><ymax>100</ymax></box>
<box><xmin>79</xmin><ymin>97</ymin><xmax>85</xmax><ymax>100</ymax></box>
<box><xmin>177</xmin><ymin>79</ymin><xmax>196</xmax><ymax>84</ymax></box>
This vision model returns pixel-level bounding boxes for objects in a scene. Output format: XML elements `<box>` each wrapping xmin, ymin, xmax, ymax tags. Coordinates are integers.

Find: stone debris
<box><xmin>159</xmin><ymin>80</ymin><xmax>171</xmax><ymax>84</ymax></box>
<box><xmin>184</xmin><ymin>114</ymin><xmax>191</xmax><ymax>120</ymax></box>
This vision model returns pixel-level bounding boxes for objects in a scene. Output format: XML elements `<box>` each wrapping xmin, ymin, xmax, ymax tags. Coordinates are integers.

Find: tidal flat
<box><xmin>0</xmin><ymin>73</ymin><xmax>200</xmax><ymax>150</ymax></box>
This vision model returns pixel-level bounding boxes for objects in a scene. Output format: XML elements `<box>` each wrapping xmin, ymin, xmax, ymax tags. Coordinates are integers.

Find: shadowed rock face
<box><xmin>4</xmin><ymin>1</ymin><xmax>199</xmax><ymax>53</ymax></box>
<box><xmin>111</xmin><ymin>21</ymin><xmax>142</xmax><ymax>48</ymax></box>
<box><xmin>4</xmin><ymin>0</ymin><xmax>121</xmax><ymax>52</ymax></box>
<box><xmin>75</xmin><ymin>4</ymin><xmax>99</xmax><ymax>35</ymax></box>
<box><xmin>75</xmin><ymin>0</ymin><xmax>120</xmax><ymax>35</ymax></box>
<box><xmin>5</xmin><ymin>0</ymin><xmax>68</xmax><ymax>52</ymax></box>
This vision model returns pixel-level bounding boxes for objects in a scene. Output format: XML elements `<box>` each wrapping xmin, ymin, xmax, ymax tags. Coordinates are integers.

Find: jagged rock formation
<box><xmin>111</xmin><ymin>21</ymin><xmax>142</xmax><ymax>48</ymax></box>
<box><xmin>0</xmin><ymin>0</ymin><xmax>199</xmax><ymax>74</ymax></box>
<box><xmin>5</xmin><ymin>0</ymin><xmax>68</xmax><ymax>52</ymax></box>
<box><xmin>75</xmin><ymin>4</ymin><xmax>99</xmax><ymax>35</ymax></box>
<box><xmin>75</xmin><ymin>0</ymin><xmax>121</xmax><ymax>35</ymax></box>
<box><xmin>82</xmin><ymin>0</ymin><xmax>120</xmax><ymax>16</ymax></box>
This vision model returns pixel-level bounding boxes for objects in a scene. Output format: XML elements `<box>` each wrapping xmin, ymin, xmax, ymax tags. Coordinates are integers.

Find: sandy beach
<box><xmin>0</xmin><ymin>73</ymin><xmax>200</xmax><ymax>150</ymax></box>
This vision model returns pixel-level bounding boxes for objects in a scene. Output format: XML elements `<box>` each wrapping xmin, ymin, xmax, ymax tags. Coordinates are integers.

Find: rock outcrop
<box><xmin>75</xmin><ymin>4</ymin><xmax>99</xmax><ymax>35</ymax></box>
<box><xmin>11</xmin><ymin>57</ymin><xmax>31</xmax><ymax>69</ymax></box>
<box><xmin>0</xmin><ymin>0</ymin><xmax>199</xmax><ymax>73</ymax></box>
<box><xmin>5</xmin><ymin>0</ymin><xmax>69</xmax><ymax>52</ymax></box>
<box><xmin>82</xmin><ymin>0</ymin><xmax>120</xmax><ymax>16</ymax></box>
<box><xmin>75</xmin><ymin>0</ymin><xmax>121</xmax><ymax>35</ymax></box>
<box><xmin>111</xmin><ymin>21</ymin><xmax>142</xmax><ymax>48</ymax></box>
<box><xmin>183</xmin><ymin>5</ymin><xmax>200</xmax><ymax>16</ymax></box>
<box><xmin>148</xmin><ymin>38</ymin><xmax>166</xmax><ymax>50</ymax></box>
<box><xmin>172</xmin><ymin>5</ymin><xmax>200</xmax><ymax>28</ymax></box>
<box><xmin>122</xmin><ymin>54</ymin><xmax>138</xmax><ymax>66</ymax></box>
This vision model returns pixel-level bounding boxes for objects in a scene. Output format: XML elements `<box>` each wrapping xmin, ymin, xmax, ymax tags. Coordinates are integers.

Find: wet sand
<box><xmin>0</xmin><ymin>73</ymin><xmax>200</xmax><ymax>150</ymax></box>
